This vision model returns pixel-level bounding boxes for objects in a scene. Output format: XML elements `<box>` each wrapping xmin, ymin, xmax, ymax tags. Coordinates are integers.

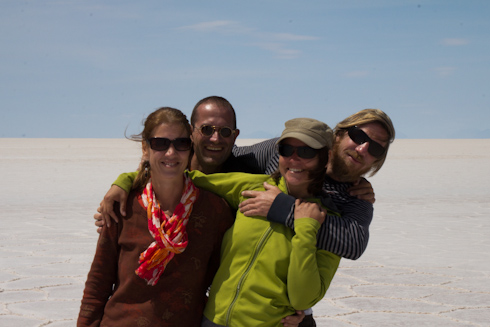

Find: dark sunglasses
<box><xmin>195</xmin><ymin>124</ymin><xmax>235</xmax><ymax>138</ymax></box>
<box><xmin>346</xmin><ymin>126</ymin><xmax>386</xmax><ymax>158</ymax></box>
<box><xmin>146</xmin><ymin>137</ymin><xmax>192</xmax><ymax>152</ymax></box>
<box><xmin>278</xmin><ymin>144</ymin><xmax>318</xmax><ymax>159</ymax></box>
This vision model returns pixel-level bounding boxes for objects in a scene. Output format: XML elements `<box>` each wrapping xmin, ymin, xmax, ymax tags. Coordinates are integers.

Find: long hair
<box><xmin>334</xmin><ymin>109</ymin><xmax>395</xmax><ymax>175</ymax></box>
<box><xmin>130</xmin><ymin>107</ymin><xmax>193</xmax><ymax>192</ymax></box>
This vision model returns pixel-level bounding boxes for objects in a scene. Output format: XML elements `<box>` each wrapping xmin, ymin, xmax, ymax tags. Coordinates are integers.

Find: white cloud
<box><xmin>440</xmin><ymin>38</ymin><xmax>469</xmax><ymax>46</ymax></box>
<box><xmin>255</xmin><ymin>43</ymin><xmax>302</xmax><ymax>59</ymax></box>
<box><xmin>268</xmin><ymin>33</ymin><xmax>320</xmax><ymax>41</ymax></box>
<box><xmin>177</xmin><ymin>20</ymin><xmax>318</xmax><ymax>59</ymax></box>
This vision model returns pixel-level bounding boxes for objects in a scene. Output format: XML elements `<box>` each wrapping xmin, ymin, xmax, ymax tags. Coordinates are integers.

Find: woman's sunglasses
<box><xmin>195</xmin><ymin>124</ymin><xmax>236</xmax><ymax>138</ymax></box>
<box><xmin>146</xmin><ymin>137</ymin><xmax>192</xmax><ymax>152</ymax></box>
<box><xmin>278</xmin><ymin>144</ymin><xmax>318</xmax><ymax>159</ymax></box>
<box><xmin>346</xmin><ymin>126</ymin><xmax>386</xmax><ymax>158</ymax></box>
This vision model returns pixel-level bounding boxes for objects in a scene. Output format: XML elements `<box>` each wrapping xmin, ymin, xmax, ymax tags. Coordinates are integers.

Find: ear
<box><xmin>191</xmin><ymin>125</ymin><xmax>199</xmax><ymax>142</ymax></box>
<box><xmin>233</xmin><ymin>129</ymin><xmax>240</xmax><ymax>141</ymax></box>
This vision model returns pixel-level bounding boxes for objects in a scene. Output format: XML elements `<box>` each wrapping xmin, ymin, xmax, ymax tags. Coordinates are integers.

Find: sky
<box><xmin>1</xmin><ymin>0</ymin><xmax>489</xmax><ymax>139</ymax></box>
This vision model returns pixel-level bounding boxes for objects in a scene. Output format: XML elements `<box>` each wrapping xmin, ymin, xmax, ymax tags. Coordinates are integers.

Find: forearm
<box><xmin>267</xmin><ymin>193</ymin><xmax>295</xmax><ymax>227</ymax></box>
<box><xmin>232</xmin><ymin>138</ymin><xmax>279</xmax><ymax>174</ymax></box>
<box><xmin>318</xmin><ymin>199</ymin><xmax>373</xmax><ymax>259</ymax></box>
<box><xmin>287</xmin><ymin>218</ymin><xmax>340</xmax><ymax>310</ymax></box>
<box><xmin>189</xmin><ymin>170</ymin><xmax>261</xmax><ymax>209</ymax></box>
<box><xmin>268</xmin><ymin>193</ymin><xmax>372</xmax><ymax>259</ymax></box>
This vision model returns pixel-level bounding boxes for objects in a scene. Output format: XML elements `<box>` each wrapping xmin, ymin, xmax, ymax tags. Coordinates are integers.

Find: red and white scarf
<box><xmin>136</xmin><ymin>174</ymin><xmax>198</xmax><ymax>286</ymax></box>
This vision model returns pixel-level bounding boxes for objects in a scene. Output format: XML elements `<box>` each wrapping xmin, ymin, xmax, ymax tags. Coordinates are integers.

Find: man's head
<box><xmin>328</xmin><ymin>109</ymin><xmax>395</xmax><ymax>182</ymax></box>
<box><xmin>189</xmin><ymin>96</ymin><xmax>240</xmax><ymax>173</ymax></box>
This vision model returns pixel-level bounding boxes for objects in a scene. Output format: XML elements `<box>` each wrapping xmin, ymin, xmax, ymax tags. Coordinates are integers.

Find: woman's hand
<box><xmin>281</xmin><ymin>310</ymin><xmax>305</xmax><ymax>327</ymax></box>
<box><xmin>294</xmin><ymin>199</ymin><xmax>326</xmax><ymax>224</ymax></box>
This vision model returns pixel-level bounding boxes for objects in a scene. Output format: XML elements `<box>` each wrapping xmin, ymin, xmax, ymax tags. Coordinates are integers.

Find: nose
<box><xmin>165</xmin><ymin>144</ymin><xmax>177</xmax><ymax>155</ymax></box>
<box><xmin>209</xmin><ymin>130</ymin><xmax>220</xmax><ymax>142</ymax></box>
<box><xmin>288</xmin><ymin>151</ymin><xmax>301</xmax><ymax>161</ymax></box>
<box><xmin>355</xmin><ymin>142</ymin><xmax>370</xmax><ymax>156</ymax></box>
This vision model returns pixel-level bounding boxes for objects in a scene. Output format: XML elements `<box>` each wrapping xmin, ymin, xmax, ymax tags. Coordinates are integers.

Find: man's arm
<box><xmin>267</xmin><ymin>181</ymin><xmax>372</xmax><ymax>260</ymax></box>
<box><xmin>232</xmin><ymin>138</ymin><xmax>280</xmax><ymax>175</ymax></box>
<box><xmin>241</xmin><ymin>179</ymin><xmax>374</xmax><ymax>260</ymax></box>
<box><xmin>348</xmin><ymin>177</ymin><xmax>376</xmax><ymax>203</ymax></box>
<box><xmin>94</xmin><ymin>172</ymin><xmax>137</xmax><ymax>231</ymax></box>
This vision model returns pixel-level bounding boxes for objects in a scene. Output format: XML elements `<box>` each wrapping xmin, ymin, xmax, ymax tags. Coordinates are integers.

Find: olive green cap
<box><xmin>276</xmin><ymin>118</ymin><xmax>333</xmax><ymax>149</ymax></box>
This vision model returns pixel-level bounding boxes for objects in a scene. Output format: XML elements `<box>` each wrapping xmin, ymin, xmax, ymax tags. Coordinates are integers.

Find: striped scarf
<box><xmin>136</xmin><ymin>174</ymin><xmax>198</xmax><ymax>286</ymax></box>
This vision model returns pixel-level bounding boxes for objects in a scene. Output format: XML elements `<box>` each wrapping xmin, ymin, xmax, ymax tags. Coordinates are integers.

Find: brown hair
<box><xmin>130</xmin><ymin>107</ymin><xmax>192</xmax><ymax>191</ymax></box>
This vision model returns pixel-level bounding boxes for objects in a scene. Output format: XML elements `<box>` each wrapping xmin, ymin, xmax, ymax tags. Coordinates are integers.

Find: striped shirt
<box><xmin>232</xmin><ymin>138</ymin><xmax>372</xmax><ymax>260</ymax></box>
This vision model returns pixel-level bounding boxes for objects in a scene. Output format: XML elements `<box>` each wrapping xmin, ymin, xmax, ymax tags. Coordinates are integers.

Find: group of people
<box><xmin>77</xmin><ymin>96</ymin><xmax>395</xmax><ymax>327</ymax></box>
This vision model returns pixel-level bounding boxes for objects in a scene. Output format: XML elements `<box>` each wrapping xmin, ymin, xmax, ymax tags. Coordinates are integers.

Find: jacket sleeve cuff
<box><xmin>113</xmin><ymin>172</ymin><xmax>137</xmax><ymax>193</ymax></box>
<box><xmin>267</xmin><ymin>192</ymin><xmax>295</xmax><ymax>225</ymax></box>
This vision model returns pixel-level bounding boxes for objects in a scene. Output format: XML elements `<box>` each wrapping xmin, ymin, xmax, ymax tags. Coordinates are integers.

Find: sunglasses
<box><xmin>278</xmin><ymin>144</ymin><xmax>318</xmax><ymax>159</ymax></box>
<box><xmin>346</xmin><ymin>126</ymin><xmax>386</xmax><ymax>158</ymax></box>
<box><xmin>195</xmin><ymin>124</ymin><xmax>236</xmax><ymax>138</ymax></box>
<box><xmin>146</xmin><ymin>137</ymin><xmax>192</xmax><ymax>152</ymax></box>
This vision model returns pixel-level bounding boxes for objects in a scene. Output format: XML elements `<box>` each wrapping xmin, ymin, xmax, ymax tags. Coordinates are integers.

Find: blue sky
<box><xmin>1</xmin><ymin>0</ymin><xmax>489</xmax><ymax>139</ymax></box>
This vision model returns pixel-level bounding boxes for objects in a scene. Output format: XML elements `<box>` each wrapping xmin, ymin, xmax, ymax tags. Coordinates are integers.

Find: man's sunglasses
<box><xmin>346</xmin><ymin>126</ymin><xmax>386</xmax><ymax>158</ymax></box>
<box><xmin>146</xmin><ymin>137</ymin><xmax>192</xmax><ymax>152</ymax></box>
<box><xmin>278</xmin><ymin>144</ymin><xmax>318</xmax><ymax>159</ymax></box>
<box><xmin>194</xmin><ymin>125</ymin><xmax>236</xmax><ymax>138</ymax></box>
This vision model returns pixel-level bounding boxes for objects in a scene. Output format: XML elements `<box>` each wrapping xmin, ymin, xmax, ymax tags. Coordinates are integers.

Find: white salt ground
<box><xmin>0</xmin><ymin>138</ymin><xmax>489</xmax><ymax>326</ymax></box>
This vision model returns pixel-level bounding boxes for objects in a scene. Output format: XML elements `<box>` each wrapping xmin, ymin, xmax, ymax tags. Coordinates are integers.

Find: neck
<box><xmin>151</xmin><ymin>176</ymin><xmax>184</xmax><ymax>213</ymax></box>
<box><xmin>286</xmin><ymin>183</ymin><xmax>312</xmax><ymax>200</ymax></box>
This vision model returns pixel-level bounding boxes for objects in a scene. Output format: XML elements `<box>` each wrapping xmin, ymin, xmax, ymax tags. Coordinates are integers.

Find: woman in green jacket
<box><xmin>194</xmin><ymin>118</ymin><xmax>340</xmax><ymax>327</ymax></box>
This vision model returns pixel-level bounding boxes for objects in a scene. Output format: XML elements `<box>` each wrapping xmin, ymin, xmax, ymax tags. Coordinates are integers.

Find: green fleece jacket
<box><xmin>114</xmin><ymin>171</ymin><xmax>340</xmax><ymax>326</ymax></box>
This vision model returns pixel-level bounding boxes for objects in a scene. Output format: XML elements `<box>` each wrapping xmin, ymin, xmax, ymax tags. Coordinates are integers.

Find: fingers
<box><xmin>263</xmin><ymin>182</ymin><xmax>274</xmax><ymax>190</ymax></box>
<box><xmin>263</xmin><ymin>182</ymin><xmax>281</xmax><ymax>195</ymax></box>
<box><xmin>94</xmin><ymin>218</ymin><xmax>105</xmax><ymax>228</ymax></box>
<box><xmin>241</xmin><ymin>190</ymin><xmax>259</xmax><ymax>198</ymax></box>
<box><xmin>239</xmin><ymin>199</ymin><xmax>267</xmax><ymax>217</ymax></box>
<box><xmin>281</xmin><ymin>310</ymin><xmax>305</xmax><ymax>327</ymax></box>
<box><xmin>105</xmin><ymin>208</ymin><xmax>117</xmax><ymax>228</ymax></box>
<box><xmin>294</xmin><ymin>200</ymin><xmax>325</xmax><ymax>223</ymax></box>
<box><xmin>348</xmin><ymin>179</ymin><xmax>376</xmax><ymax>204</ymax></box>
<box><xmin>93</xmin><ymin>211</ymin><xmax>102</xmax><ymax>221</ymax></box>
<box><xmin>349</xmin><ymin>187</ymin><xmax>375</xmax><ymax>204</ymax></box>
<box><xmin>119</xmin><ymin>198</ymin><xmax>127</xmax><ymax>217</ymax></box>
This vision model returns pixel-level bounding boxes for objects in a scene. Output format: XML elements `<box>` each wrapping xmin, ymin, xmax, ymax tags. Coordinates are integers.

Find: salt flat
<box><xmin>1</xmin><ymin>138</ymin><xmax>489</xmax><ymax>326</ymax></box>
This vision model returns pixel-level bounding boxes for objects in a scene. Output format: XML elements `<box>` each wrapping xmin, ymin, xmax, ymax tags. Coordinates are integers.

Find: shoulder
<box><xmin>193</xmin><ymin>188</ymin><xmax>235</xmax><ymax>229</ymax></box>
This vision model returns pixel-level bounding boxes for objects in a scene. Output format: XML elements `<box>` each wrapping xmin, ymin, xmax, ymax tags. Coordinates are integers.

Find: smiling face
<box><xmin>190</xmin><ymin>102</ymin><xmax>239</xmax><ymax>173</ymax></box>
<box><xmin>278</xmin><ymin>138</ymin><xmax>320</xmax><ymax>199</ymax></box>
<box><xmin>329</xmin><ymin>122</ymin><xmax>389</xmax><ymax>182</ymax></box>
<box><xmin>143</xmin><ymin>123</ymin><xmax>191</xmax><ymax>183</ymax></box>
